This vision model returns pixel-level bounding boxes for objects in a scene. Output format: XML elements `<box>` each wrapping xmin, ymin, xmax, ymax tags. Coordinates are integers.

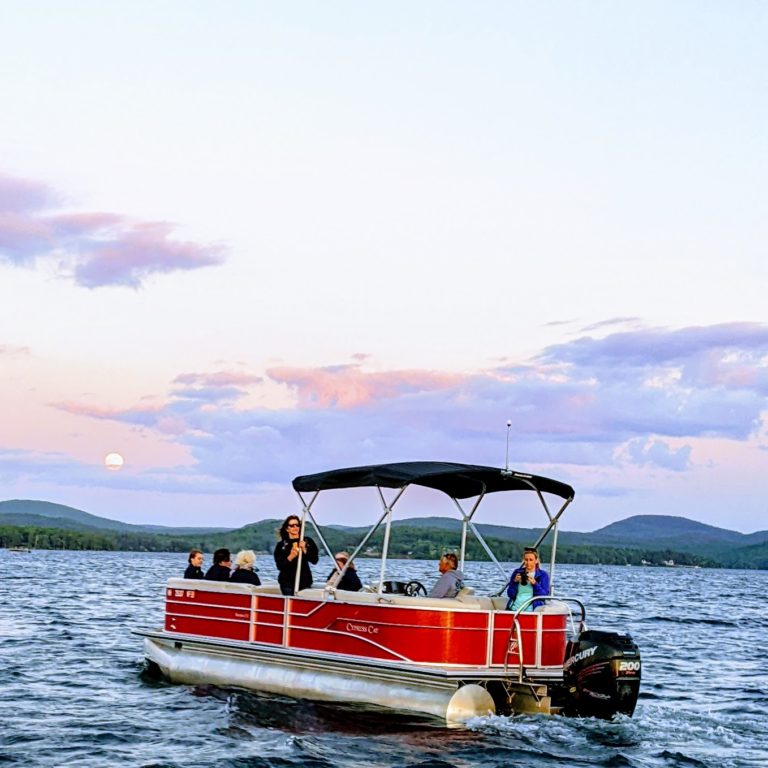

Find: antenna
<box><xmin>504</xmin><ymin>420</ymin><xmax>512</xmax><ymax>471</ymax></box>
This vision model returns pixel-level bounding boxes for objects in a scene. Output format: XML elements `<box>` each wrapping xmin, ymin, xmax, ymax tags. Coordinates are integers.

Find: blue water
<box><xmin>1</xmin><ymin>551</ymin><xmax>766</xmax><ymax>767</ymax></box>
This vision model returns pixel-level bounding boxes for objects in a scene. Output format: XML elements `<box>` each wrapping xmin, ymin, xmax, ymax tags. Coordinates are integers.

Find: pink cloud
<box><xmin>73</xmin><ymin>221</ymin><xmax>226</xmax><ymax>288</ymax></box>
<box><xmin>0</xmin><ymin>174</ymin><xmax>53</xmax><ymax>212</ymax></box>
<box><xmin>0</xmin><ymin>172</ymin><xmax>226</xmax><ymax>287</ymax></box>
<box><xmin>267</xmin><ymin>364</ymin><xmax>464</xmax><ymax>408</ymax></box>
<box><xmin>50</xmin><ymin>401</ymin><xmax>142</xmax><ymax>419</ymax></box>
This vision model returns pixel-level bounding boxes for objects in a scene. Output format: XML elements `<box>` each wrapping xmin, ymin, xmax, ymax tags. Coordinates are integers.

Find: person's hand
<box><xmin>298</xmin><ymin>540</ymin><xmax>307</xmax><ymax>553</ymax></box>
<box><xmin>529</xmin><ymin>575</ymin><xmax>537</xmax><ymax>585</ymax></box>
<box><xmin>514</xmin><ymin>573</ymin><xmax>522</xmax><ymax>583</ymax></box>
<box><xmin>288</xmin><ymin>542</ymin><xmax>299</xmax><ymax>561</ymax></box>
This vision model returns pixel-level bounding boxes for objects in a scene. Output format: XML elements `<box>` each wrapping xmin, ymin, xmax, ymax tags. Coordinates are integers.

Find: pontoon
<box><xmin>135</xmin><ymin>461</ymin><xmax>641</xmax><ymax>723</ymax></box>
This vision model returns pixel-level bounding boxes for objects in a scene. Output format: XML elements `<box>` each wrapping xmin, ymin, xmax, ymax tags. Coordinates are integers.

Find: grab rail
<box><xmin>503</xmin><ymin>595</ymin><xmax>587</xmax><ymax>683</ymax></box>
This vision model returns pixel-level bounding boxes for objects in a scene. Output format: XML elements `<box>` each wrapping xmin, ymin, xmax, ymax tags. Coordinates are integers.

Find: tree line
<box><xmin>1</xmin><ymin>521</ymin><xmax>724</xmax><ymax>568</ymax></box>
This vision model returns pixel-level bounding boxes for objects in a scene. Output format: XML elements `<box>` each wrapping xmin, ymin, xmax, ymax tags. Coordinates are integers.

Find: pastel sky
<box><xmin>1</xmin><ymin>2</ymin><xmax>766</xmax><ymax>533</ymax></box>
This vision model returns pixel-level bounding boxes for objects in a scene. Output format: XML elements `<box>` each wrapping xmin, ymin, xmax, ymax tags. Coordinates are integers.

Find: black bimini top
<box><xmin>292</xmin><ymin>461</ymin><xmax>574</xmax><ymax>501</ymax></box>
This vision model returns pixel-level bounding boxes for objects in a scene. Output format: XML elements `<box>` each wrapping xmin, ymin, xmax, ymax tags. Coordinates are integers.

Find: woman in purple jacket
<box><xmin>506</xmin><ymin>547</ymin><xmax>550</xmax><ymax>611</ymax></box>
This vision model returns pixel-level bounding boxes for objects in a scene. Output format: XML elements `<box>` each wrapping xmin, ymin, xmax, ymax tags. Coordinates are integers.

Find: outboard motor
<box><xmin>563</xmin><ymin>629</ymin><xmax>641</xmax><ymax>719</ymax></box>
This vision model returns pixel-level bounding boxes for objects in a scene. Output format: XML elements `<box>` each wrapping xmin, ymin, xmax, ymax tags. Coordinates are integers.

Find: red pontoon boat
<box><xmin>135</xmin><ymin>462</ymin><xmax>641</xmax><ymax>723</ymax></box>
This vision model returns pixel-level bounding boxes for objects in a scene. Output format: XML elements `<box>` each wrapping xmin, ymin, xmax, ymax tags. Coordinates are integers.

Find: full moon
<box><xmin>104</xmin><ymin>452</ymin><xmax>124</xmax><ymax>471</ymax></box>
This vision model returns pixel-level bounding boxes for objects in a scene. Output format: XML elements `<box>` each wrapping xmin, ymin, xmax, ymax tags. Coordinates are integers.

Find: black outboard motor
<box><xmin>562</xmin><ymin>629</ymin><xmax>641</xmax><ymax>719</ymax></box>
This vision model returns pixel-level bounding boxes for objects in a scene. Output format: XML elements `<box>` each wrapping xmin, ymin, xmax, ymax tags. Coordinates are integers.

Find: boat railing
<box><xmin>503</xmin><ymin>595</ymin><xmax>586</xmax><ymax>683</ymax></box>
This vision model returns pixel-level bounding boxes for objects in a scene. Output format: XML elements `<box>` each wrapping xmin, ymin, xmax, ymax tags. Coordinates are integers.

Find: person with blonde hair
<box><xmin>506</xmin><ymin>546</ymin><xmax>549</xmax><ymax>611</ymax></box>
<box><xmin>230</xmin><ymin>549</ymin><xmax>261</xmax><ymax>586</ymax></box>
<box><xmin>326</xmin><ymin>552</ymin><xmax>362</xmax><ymax>591</ymax></box>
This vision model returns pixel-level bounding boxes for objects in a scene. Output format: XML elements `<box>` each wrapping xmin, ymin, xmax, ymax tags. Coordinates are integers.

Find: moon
<box><xmin>104</xmin><ymin>452</ymin><xmax>124</xmax><ymax>471</ymax></box>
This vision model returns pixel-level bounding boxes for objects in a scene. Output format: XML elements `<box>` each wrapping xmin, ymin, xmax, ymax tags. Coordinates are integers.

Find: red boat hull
<box><xmin>162</xmin><ymin>581</ymin><xmax>568</xmax><ymax>670</ymax></box>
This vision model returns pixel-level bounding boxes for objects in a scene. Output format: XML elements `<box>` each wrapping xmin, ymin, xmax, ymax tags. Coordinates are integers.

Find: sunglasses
<box><xmin>287</xmin><ymin>523</ymin><xmax>300</xmax><ymax>528</ymax></box>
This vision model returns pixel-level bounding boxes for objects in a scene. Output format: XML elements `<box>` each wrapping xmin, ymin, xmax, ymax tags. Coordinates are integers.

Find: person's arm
<box><xmin>532</xmin><ymin>569</ymin><xmax>550</xmax><ymax>598</ymax></box>
<box><xmin>347</xmin><ymin>570</ymin><xmax>363</xmax><ymax>591</ymax></box>
<box><xmin>274</xmin><ymin>541</ymin><xmax>290</xmax><ymax>571</ymax></box>
<box><xmin>506</xmin><ymin>568</ymin><xmax>521</xmax><ymax>599</ymax></box>
<box><xmin>429</xmin><ymin>573</ymin><xmax>451</xmax><ymax>598</ymax></box>
<box><xmin>305</xmin><ymin>537</ymin><xmax>319</xmax><ymax>565</ymax></box>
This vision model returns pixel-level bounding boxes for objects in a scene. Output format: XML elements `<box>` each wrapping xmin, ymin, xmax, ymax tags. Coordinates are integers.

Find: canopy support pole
<box><xmin>376</xmin><ymin>485</ymin><xmax>406</xmax><ymax>593</ymax></box>
<box><xmin>293</xmin><ymin>490</ymin><xmax>320</xmax><ymax>595</ymax></box>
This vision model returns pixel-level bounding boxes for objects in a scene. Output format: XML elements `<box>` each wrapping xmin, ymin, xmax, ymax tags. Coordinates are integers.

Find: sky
<box><xmin>1</xmin><ymin>1</ymin><xmax>766</xmax><ymax>534</ymax></box>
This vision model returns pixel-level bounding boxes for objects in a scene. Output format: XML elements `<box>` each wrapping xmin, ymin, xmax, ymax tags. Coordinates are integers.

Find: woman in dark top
<box><xmin>184</xmin><ymin>549</ymin><xmax>204</xmax><ymax>579</ymax></box>
<box><xmin>230</xmin><ymin>549</ymin><xmax>261</xmax><ymax>586</ymax></box>
<box><xmin>273</xmin><ymin>515</ymin><xmax>318</xmax><ymax>596</ymax></box>
<box><xmin>205</xmin><ymin>548</ymin><xmax>232</xmax><ymax>582</ymax></box>
<box><xmin>326</xmin><ymin>551</ymin><xmax>362</xmax><ymax>592</ymax></box>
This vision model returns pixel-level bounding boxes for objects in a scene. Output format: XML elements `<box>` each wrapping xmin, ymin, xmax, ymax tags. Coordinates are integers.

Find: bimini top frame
<box><xmin>291</xmin><ymin>461</ymin><xmax>575</xmax><ymax>596</ymax></box>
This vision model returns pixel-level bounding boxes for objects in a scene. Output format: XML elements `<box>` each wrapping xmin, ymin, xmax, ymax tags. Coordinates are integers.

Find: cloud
<box><xmin>540</xmin><ymin>322</ymin><xmax>768</xmax><ymax>374</ymax></box>
<box><xmin>266</xmin><ymin>364</ymin><xmax>462</xmax><ymax>408</ymax></box>
<box><xmin>41</xmin><ymin>322</ymin><xmax>768</xmax><ymax>495</ymax></box>
<box><xmin>0</xmin><ymin>172</ymin><xmax>226</xmax><ymax>287</ymax></box>
<box><xmin>579</xmin><ymin>317</ymin><xmax>643</xmax><ymax>332</ymax></box>
<box><xmin>174</xmin><ymin>371</ymin><xmax>263</xmax><ymax>387</ymax></box>
<box><xmin>621</xmin><ymin>438</ymin><xmax>692</xmax><ymax>471</ymax></box>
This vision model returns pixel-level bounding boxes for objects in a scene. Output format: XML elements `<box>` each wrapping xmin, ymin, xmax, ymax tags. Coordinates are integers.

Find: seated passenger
<box><xmin>204</xmin><ymin>548</ymin><xmax>232</xmax><ymax>582</ymax></box>
<box><xmin>506</xmin><ymin>546</ymin><xmax>550</xmax><ymax>611</ymax></box>
<box><xmin>326</xmin><ymin>551</ymin><xmax>362</xmax><ymax>591</ymax></box>
<box><xmin>230</xmin><ymin>549</ymin><xmax>261</xmax><ymax>586</ymax></box>
<box><xmin>428</xmin><ymin>553</ymin><xmax>464</xmax><ymax>598</ymax></box>
<box><xmin>184</xmin><ymin>549</ymin><xmax>205</xmax><ymax>579</ymax></box>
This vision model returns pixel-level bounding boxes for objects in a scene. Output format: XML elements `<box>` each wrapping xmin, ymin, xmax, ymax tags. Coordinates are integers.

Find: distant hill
<box><xmin>2</xmin><ymin>500</ymin><xmax>766</xmax><ymax>568</ymax></box>
<box><xmin>0</xmin><ymin>500</ymin><xmax>233</xmax><ymax>536</ymax></box>
<box><xmin>588</xmin><ymin>515</ymin><xmax>753</xmax><ymax>546</ymax></box>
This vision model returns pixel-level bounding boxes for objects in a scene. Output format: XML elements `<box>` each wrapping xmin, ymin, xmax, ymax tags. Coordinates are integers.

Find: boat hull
<box><xmin>135</xmin><ymin>579</ymin><xmax>628</xmax><ymax>722</ymax></box>
<box><xmin>141</xmin><ymin>630</ymin><xmax>496</xmax><ymax>723</ymax></box>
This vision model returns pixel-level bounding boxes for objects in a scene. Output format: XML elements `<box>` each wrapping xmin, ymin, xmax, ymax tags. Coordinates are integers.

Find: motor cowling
<box><xmin>562</xmin><ymin>629</ymin><xmax>641</xmax><ymax>719</ymax></box>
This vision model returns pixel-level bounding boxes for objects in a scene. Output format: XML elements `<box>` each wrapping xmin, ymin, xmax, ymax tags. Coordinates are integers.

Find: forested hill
<box><xmin>0</xmin><ymin>499</ymin><xmax>232</xmax><ymax>535</ymax></box>
<box><xmin>2</xmin><ymin>500</ymin><xmax>766</xmax><ymax>569</ymax></box>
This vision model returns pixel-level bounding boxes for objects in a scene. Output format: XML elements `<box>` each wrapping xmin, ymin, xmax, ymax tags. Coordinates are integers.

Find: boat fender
<box><xmin>445</xmin><ymin>684</ymin><xmax>495</xmax><ymax>724</ymax></box>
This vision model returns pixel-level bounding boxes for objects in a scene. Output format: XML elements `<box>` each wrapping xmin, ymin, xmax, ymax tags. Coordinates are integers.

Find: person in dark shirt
<box><xmin>230</xmin><ymin>549</ymin><xmax>261</xmax><ymax>586</ymax></box>
<box><xmin>273</xmin><ymin>515</ymin><xmax>318</xmax><ymax>595</ymax></box>
<box><xmin>205</xmin><ymin>548</ymin><xmax>232</xmax><ymax>582</ymax></box>
<box><xmin>326</xmin><ymin>551</ymin><xmax>362</xmax><ymax>592</ymax></box>
<box><xmin>184</xmin><ymin>549</ymin><xmax>205</xmax><ymax>579</ymax></box>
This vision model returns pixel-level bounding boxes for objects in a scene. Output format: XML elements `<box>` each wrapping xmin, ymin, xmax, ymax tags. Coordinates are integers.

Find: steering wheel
<box><xmin>404</xmin><ymin>580</ymin><xmax>427</xmax><ymax>597</ymax></box>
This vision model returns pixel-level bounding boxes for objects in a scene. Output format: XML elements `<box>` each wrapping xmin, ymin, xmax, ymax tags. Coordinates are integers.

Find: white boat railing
<box><xmin>503</xmin><ymin>596</ymin><xmax>586</xmax><ymax>683</ymax></box>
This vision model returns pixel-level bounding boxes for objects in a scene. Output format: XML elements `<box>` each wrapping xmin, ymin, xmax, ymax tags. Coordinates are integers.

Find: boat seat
<box><xmin>291</xmin><ymin>587</ymin><xmax>493</xmax><ymax>611</ymax></box>
<box><xmin>535</xmin><ymin>600</ymin><xmax>571</xmax><ymax>614</ymax></box>
<box><xmin>167</xmin><ymin>578</ymin><xmax>281</xmax><ymax>595</ymax></box>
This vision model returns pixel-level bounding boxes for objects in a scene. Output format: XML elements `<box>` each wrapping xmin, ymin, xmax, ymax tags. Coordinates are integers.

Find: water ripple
<box><xmin>1</xmin><ymin>552</ymin><xmax>766</xmax><ymax>768</ymax></box>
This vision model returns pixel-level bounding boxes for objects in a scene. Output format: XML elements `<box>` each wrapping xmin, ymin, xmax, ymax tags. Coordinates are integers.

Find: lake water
<box><xmin>1</xmin><ymin>550</ymin><xmax>766</xmax><ymax>767</ymax></box>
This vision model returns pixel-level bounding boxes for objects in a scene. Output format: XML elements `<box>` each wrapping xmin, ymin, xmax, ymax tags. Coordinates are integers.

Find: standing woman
<box><xmin>506</xmin><ymin>546</ymin><xmax>550</xmax><ymax>612</ymax></box>
<box><xmin>274</xmin><ymin>515</ymin><xmax>318</xmax><ymax>596</ymax></box>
